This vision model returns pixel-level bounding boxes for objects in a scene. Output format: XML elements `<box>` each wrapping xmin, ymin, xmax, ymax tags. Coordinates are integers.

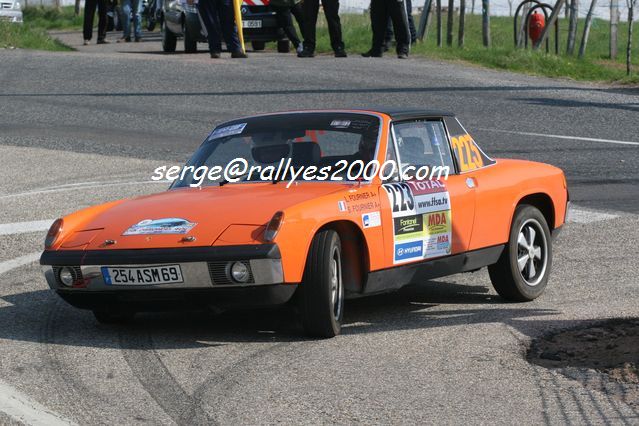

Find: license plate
<box><xmin>242</xmin><ymin>20</ymin><xmax>262</xmax><ymax>28</ymax></box>
<box><xmin>101</xmin><ymin>265</ymin><xmax>183</xmax><ymax>286</ymax></box>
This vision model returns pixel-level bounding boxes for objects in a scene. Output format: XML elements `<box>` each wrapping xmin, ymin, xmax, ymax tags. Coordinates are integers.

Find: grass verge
<box><xmin>311</xmin><ymin>13</ymin><xmax>639</xmax><ymax>84</ymax></box>
<box><xmin>0</xmin><ymin>21</ymin><xmax>72</xmax><ymax>51</ymax></box>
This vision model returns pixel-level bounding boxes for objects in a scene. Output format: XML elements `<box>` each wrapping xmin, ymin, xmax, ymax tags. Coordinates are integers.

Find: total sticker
<box><xmin>362</xmin><ymin>211</ymin><xmax>381</xmax><ymax>229</ymax></box>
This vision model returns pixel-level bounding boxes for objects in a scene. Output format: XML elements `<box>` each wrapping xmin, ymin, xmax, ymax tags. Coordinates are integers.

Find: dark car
<box><xmin>161</xmin><ymin>0</ymin><xmax>291</xmax><ymax>53</ymax></box>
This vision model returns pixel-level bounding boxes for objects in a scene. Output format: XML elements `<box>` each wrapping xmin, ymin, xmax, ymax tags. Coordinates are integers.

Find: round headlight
<box><xmin>58</xmin><ymin>267</ymin><xmax>75</xmax><ymax>287</ymax></box>
<box><xmin>230</xmin><ymin>261</ymin><xmax>249</xmax><ymax>283</ymax></box>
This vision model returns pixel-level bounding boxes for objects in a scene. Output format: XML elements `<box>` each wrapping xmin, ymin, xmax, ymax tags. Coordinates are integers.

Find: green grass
<box><xmin>311</xmin><ymin>13</ymin><xmax>639</xmax><ymax>84</ymax></box>
<box><xmin>0</xmin><ymin>21</ymin><xmax>72</xmax><ymax>50</ymax></box>
<box><xmin>22</xmin><ymin>5</ymin><xmax>83</xmax><ymax>30</ymax></box>
<box><xmin>0</xmin><ymin>5</ymin><xmax>80</xmax><ymax>51</ymax></box>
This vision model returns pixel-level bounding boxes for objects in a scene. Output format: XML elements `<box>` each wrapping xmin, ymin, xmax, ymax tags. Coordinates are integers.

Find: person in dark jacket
<box><xmin>270</xmin><ymin>0</ymin><xmax>305</xmax><ymax>53</ymax></box>
<box><xmin>384</xmin><ymin>0</ymin><xmax>417</xmax><ymax>50</ymax></box>
<box><xmin>196</xmin><ymin>0</ymin><xmax>248</xmax><ymax>58</ymax></box>
<box><xmin>362</xmin><ymin>0</ymin><xmax>410</xmax><ymax>59</ymax></box>
<box><xmin>297</xmin><ymin>0</ymin><xmax>346</xmax><ymax>57</ymax></box>
<box><xmin>83</xmin><ymin>0</ymin><xmax>109</xmax><ymax>45</ymax></box>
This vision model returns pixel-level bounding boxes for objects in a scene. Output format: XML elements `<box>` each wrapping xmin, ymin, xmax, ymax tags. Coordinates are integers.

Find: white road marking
<box><xmin>0</xmin><ymin>253</ymin><xmax>76</xmax><ymax>425</ymax></box>
<box><xmin>0</xmin><ymin>220</ymin><xmax>54</xmax><ymax>236</ymax></box>
<box><xmin>477</xmin><ymin>128</ymin><xmax>639</xmax><ymax>146</ymax></box>
<box><xmin>568</xmin><ymin>207</ymin><xmax>620</xmax><ymax>224</ymax></box>
<box><xmin>0</xmin><ymin>252</ymin><xmax>41</xmax><ymax>275</ymax></box>
<box><xmin>0</xmin><ymin>180</ymin><xmax>166</xmax><ymax>201</ymax></box>
<box><xmin>0</xmin><ymin>374</ymin><xmax>76</xmax><ymax>426</ymax></box>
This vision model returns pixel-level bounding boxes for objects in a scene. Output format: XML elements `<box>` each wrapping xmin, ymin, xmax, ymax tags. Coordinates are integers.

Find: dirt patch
<box><xmin>528</xmin><ymin>319</ymin><xmax>639</xmax><ymax>406</ymax></box>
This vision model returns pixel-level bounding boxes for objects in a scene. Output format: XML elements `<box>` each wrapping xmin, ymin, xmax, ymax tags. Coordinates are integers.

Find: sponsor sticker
<box><xmin>123</xmin><ymin>218</ymin><xmax>196</xmax><ymax>235</ymax></box>
<box><xmin>330</xmin><ymin>120</ymin><xmax>351</xmax><ymax>128</ymax></box>
<box><xmin>208</xmin><ymin>123</ymin><xmax>247</xmax><ymax>140</ymax></box>
<box><xmin>395</xmin><ymin>240</ymin><xmax>423</xmax><ymax>262</ymax></box>
<box><xmin>384</xmin><ymin>180</ymin><xmax>452</xmax><ymax>264</ymax></box>
<box><xmin>338</xmin><ymin>200</ymin><xmax>347</xmax><ymax>212</ymax></box>
<box><xmin>393</xmin><ymin>215</ymin><xmax>424</xmax><ymax>240</ymax></box>
<box><xmin>362</xmin><ymin>211</ymin><xmax>381</xmax><ymax>229</ymax></box>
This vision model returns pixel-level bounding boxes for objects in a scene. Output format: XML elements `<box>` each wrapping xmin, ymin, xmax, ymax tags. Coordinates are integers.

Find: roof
<box><xmin>364</xmin><ymin>107</ymin><xmax>455</xmax><ymax>119</ymax></box>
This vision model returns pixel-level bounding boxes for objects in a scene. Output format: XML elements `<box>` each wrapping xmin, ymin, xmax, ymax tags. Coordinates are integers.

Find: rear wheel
<box><xmin>488</xmin><ymin>205</ymin><xmax>552</xmax><ymax>301</ymax></box>
<box><xmin>277</xmin><ymin>39</ymin><xmax>290</xmax><ymax>53</ymax></box>
<box><xmin>251</xmin><ymin>41</ymin><xmax>266</xmax><ymax>51</ymax></box>
<box><xmin>93</xmin><ymin>309</ymin><xmax>135</xmax><ymax>324</ymax></box>
<box><xmin>298</xmin><ymin>230</ymin><xmax>344</xmax><ymax>338</ymax></box>
<box><xmin>183</xmin><ymin>21</ymin><xmax>197</xmax><ymax>53</ymax></box>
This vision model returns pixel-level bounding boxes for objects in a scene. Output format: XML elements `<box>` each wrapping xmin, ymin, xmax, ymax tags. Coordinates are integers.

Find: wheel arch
<box><xmin>515</xmin><ymin>192</ymin><xmax>555</xmax><ymax>232</ymax></box>
<box><xmin>316</xmin><ymin>220</ymin><xmax>370</xmax><ymax>294</ymax></box>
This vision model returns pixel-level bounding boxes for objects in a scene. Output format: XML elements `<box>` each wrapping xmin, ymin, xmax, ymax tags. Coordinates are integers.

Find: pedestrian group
<box><xmin>83</xmin><ymin>0</ymin><xmax>417</xmax><ymax>58</ymax></box>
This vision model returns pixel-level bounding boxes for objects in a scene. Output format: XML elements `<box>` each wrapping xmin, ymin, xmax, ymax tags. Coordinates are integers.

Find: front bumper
<box><xmin>41</xmin><ymin>244</ymin><xmax>295</xmax><ymax>311</ymax></box>
<box><xmin>0</xmin><ymin>10</ymin><xmax>23</xmax><ymax>23</ymax></box>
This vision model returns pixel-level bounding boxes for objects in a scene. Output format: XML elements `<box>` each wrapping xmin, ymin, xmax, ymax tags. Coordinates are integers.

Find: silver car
<box><xmin>0</xmin><ymin>0</ymin><xmax>23</xmax><ymax>23</ymax></box>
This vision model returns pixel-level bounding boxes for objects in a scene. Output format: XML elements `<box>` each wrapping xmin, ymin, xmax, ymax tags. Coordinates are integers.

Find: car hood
<box><xmin>65</xmin><ymin>182</ymin><xmax>347</xmax><ymax>250</ymax></box>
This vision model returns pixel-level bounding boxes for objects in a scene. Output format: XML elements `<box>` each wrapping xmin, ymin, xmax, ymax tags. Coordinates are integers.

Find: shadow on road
<box><xmin>0</xmin><ymin>277</ymin><xmax>573</xmax><ymax>350</ymax></box>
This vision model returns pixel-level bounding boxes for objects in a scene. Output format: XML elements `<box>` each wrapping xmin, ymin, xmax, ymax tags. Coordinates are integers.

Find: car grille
<box><xmin>207</xmin><ymin>261</ymin><xmax>254</xmax><ymax>285</ymax></box>
<box><xmin>1</xmin><ymin>3</ymin><xmax>13</xmax><ymax>9</ymax></box>
<box><xmin>52</xmin><ymin>266</ymin><xmax>84</xmax><ymax>287</ymax></box>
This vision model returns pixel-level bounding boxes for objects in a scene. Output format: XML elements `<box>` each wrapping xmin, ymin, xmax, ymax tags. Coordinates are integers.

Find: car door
<box><xmin>443</xmin><ymin>116</ymin><xmax>498</xmax><ymax>251</ymax></box>
<box><xmin>380</xmin><ymin>119</ymin><xmax>476</xmax><ymax>267</ymax></box>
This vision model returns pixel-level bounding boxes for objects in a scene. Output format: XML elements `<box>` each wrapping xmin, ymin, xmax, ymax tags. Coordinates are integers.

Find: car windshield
<box><xmin>172</xmin><ymin>112</ymin><xmax>381</xmax><ymax>187</ymax></box>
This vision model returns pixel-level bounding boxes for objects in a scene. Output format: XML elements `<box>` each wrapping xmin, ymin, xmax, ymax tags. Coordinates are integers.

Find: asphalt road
<box><xmin>0</xmin><ymin>32</ymin><xmax>638</xmax><ymax>424</ymax></box>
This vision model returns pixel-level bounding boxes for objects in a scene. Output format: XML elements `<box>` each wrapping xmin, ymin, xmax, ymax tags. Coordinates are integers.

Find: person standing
<box><xmin>118</xmin><ymin>0</ymin><xmax>143</xmax><ymax>42</ymax></box>
<box><xmin>270</xmin><ymin>0</ymin><xmax>305</xmax><ymax>54</ymax></box>
<box><xmin>383</xmin><ymin>0</ymin><xmax>417</xmax><ymax>50</ymax></box>
<box><xmin>363</xmin><ymin>0</ymin><xmax>410</xmax><ymax>59</ymax></box>
<box><xmin>196</xmin><ymin>0</ymin><xmax>248</xmax><ymax>58</ymax></box>
<box><xmin>83</xmin><ymin>0</ymin><xmax>108</xmax><ymax>45</ymax></box>
<box><xmin>297</xmin><ymin>0</ymin><xmax>346</xmax><ymax>57</ymax></box>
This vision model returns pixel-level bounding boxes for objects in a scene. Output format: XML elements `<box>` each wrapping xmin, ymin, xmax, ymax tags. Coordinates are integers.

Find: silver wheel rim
<box><xmin>517</xmin><ymin>218</ymin><xmax>548</xmax><ymax>286</ymax></box>
<box><xmin>330</xmin><ymin>247</ymin><xmax>343</xmax><ymax>320</ymax></box>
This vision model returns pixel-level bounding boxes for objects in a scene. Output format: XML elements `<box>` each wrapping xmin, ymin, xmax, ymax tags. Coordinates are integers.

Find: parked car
<box><xmin>0</xmin><ymin>0</ymin><xmax>23</xmax><ymax>23</ymax></box>
<box><xmin>161</xmin><ymin>0</ymin><xmax>290</xmax><ymax>53</ymax></box>
<box><xmin>40</xmin><ymin>109</ymin><xmax>569</xmax><ymax>338</ymax></box>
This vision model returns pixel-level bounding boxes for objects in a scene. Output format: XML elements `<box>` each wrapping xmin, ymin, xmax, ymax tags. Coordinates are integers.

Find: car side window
<box><xmin>392</xmin><ymin>120</ymin><xmax>455</xmax><ymax>178</ymax></box>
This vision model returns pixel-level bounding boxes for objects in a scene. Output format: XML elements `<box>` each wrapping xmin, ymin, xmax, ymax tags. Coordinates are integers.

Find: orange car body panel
<box><xmin>46</xmin><ymin>110</ymin><xmax>568</xmax><ymax>286</ymax></box>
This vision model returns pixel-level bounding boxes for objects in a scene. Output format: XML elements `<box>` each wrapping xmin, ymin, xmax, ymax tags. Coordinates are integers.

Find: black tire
<box><xmin>298</xmin><ymin>229</ymin><xmax>344</xmax><ymax>338</ymax></box>
<box><xmin>277</xmin><ymin>39</ymin><xmax>290</xmax><ymax>53</ymax></box>
<box><xmin>183</xmin><ymin>21</ymin><xmax>197</xmax><ymax>53</ymax></box>
<box><xmin>93</xmin><ymin>309</ymin><xmax>135</xmax><ymax>324</ymax></box>
<box><xmin>488</xmin><ymin>204</ymin><xmax>553</xmax><ymax>302</ymax></box>
<box><xmin>161</xmin><ymin>19</ymin><xmax>177</xmax><ymax>53</ymax></box>
<box><xmin>251</xmin><ymin>41</ymin><xmax>266</xmax><ymax>51</ymax></box>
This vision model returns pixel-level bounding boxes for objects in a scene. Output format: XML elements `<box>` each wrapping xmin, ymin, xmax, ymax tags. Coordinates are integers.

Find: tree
<box><xmin>459</xmin><ymin>0</ymin><xmax>466</xmax><ymax>46</ymax></box>
<box><xmin>627</xmin><ymin>0</ymin><xmax>637</xmax><ymax>75</ymax></box>
<box><xmin>610</xmin><ymin>0</ymin><xmax>619</xmax><ymax>59</ymax></box>
<box><xmin>482</xmin><ymin>0</ymin><xmax>490</xmax><ymax>46</ymax></box>
<box><xmin>566</xmin><ymin>0</ymin><xmax>579</xmax><ymax>54</ymax></box>
<box><xmin>578</xmin><ymin>0</ymin><xmax>598</xmax><ymax>58</ymax></box>
<box><xmin>447</xmin><ymin>0</ymin><xmax>455</xmax><ymax>45</ymax></box>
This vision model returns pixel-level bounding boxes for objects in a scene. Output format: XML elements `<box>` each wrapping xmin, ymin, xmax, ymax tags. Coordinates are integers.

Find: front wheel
<box><xmin>298</xmin><ymin>230</ymin><xmax>344</xmax><ymax>338</ymax></box>
<box><xmin>488</xmin><ymin>204</ymin><xmax>552</xmax><ymax>301</ymax></box>
<box><xmin>161</xmin><ymin>19</ymin><xmax>177</xmax><ymax>52</ymax></box>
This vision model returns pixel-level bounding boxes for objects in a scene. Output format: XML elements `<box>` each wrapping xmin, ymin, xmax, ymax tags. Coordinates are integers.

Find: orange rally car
<box><xmin>40</xmin><ymin>109</ymin><xmax>569</xmax><ymax>338</ymax></box>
